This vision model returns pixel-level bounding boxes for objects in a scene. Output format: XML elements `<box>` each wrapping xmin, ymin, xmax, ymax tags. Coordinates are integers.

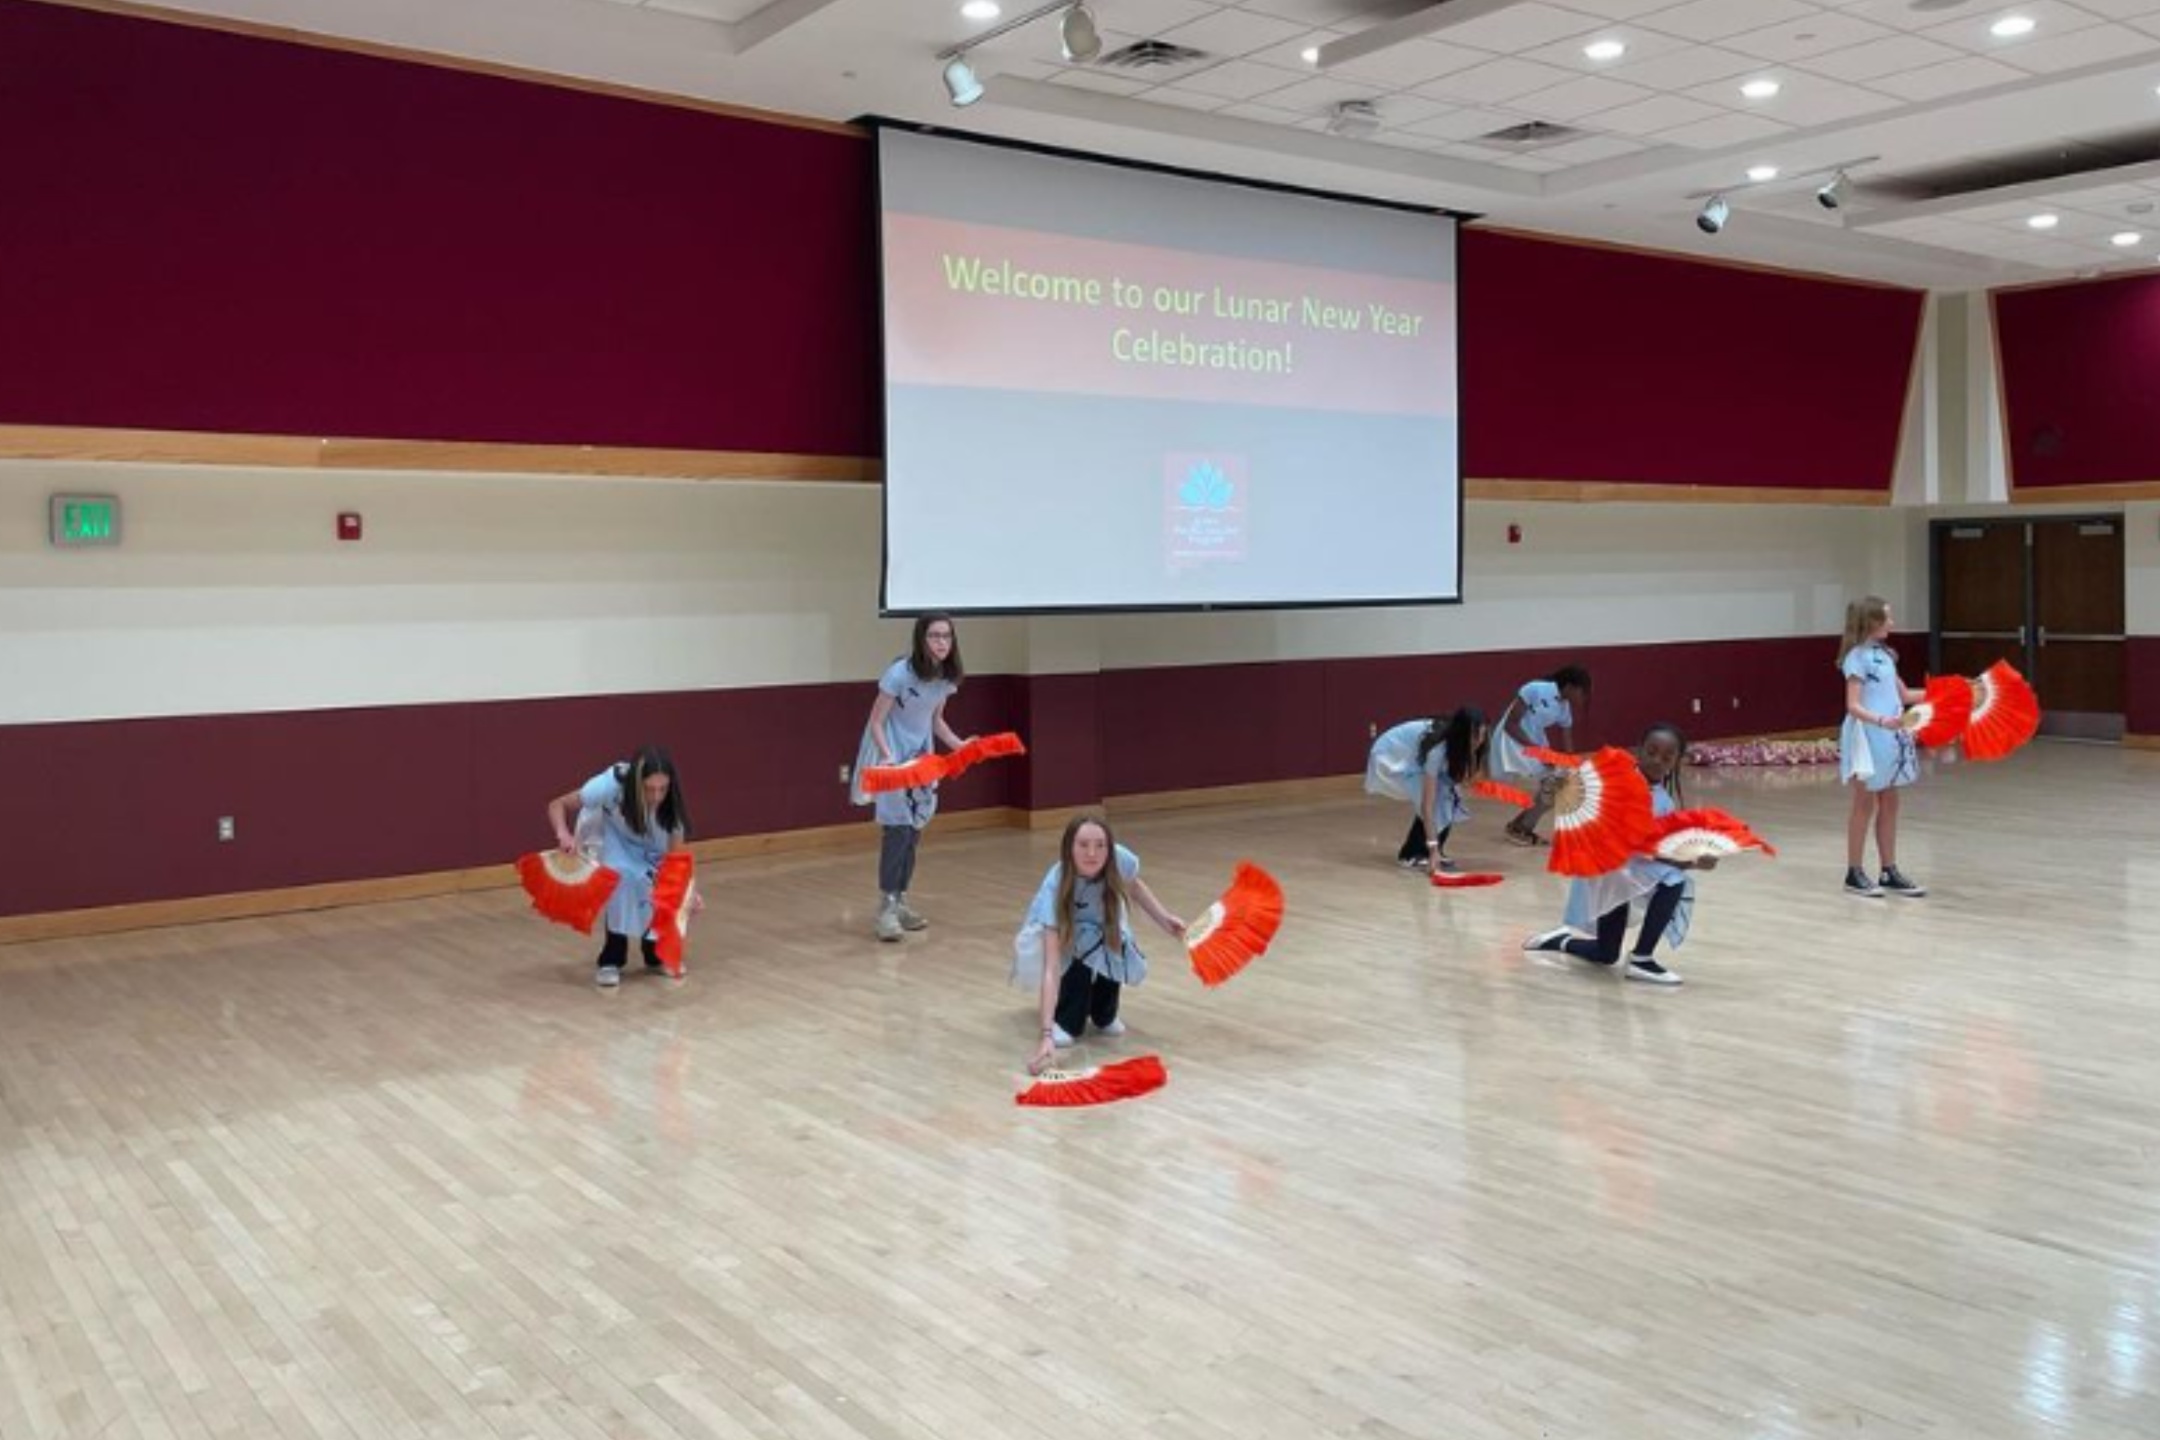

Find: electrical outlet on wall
<box><xmin>838</xmin><ymin>764</ymin><xmax>851</xmax><ymax>784</ymax></box>
<box><xmin>1368</xmin><ymin>721</ymin><xmax>1378</xmax><ymax>738</ymax></box>
<box><xmin>217</xmin><ymin>816</ymin><xmax>235</xmax><ymax>842</ymax></box>
<box><xmin>1690</xmin><ymin>698</ymin><xmax>1702</xmax><ymax>714</ymax></box>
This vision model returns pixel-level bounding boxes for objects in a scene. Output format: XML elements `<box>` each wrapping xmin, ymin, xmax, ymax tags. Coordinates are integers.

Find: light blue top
<box><xmin>1012</xmin><ymin>843</ymin><xmax>1148</xmax><ymax>986</ymax></box>
<box><xmin>1841</xmin><ymin>643</ymin><xmax>1904</xmax><ymax>721</ymax></box>
<box><xmin>1563</xmin><ymin>780</ymin><xmax>1692</xmax><ymax>948</ymax></box>
<box><xmin>1514</xmin><ymin>680</ymin><xmax>1572</xmax><ymax>745</ymax></box>
<box><xmin>851</xmin><ymin>656</ymin><xmax>961</xmax><ymax>825</ymax></box>
<box><xmin>578</xmin><ymin>765</ymin><xmax>680</xmax><ymax>938</ymax></box>
<box><xmin>1364</xmin><ymin>720</ymin><xmax>1467</xmax><ymax>824</ymax></box>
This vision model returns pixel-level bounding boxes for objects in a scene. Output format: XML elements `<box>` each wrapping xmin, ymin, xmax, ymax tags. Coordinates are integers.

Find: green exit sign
<box><xmin>50</xmin><ymin>494</ymin><xmax>121</xmax><ymax>548</ymax></box>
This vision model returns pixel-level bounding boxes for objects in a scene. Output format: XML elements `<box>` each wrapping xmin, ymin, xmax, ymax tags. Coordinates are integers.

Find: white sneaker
<box><xmin>1522</xmin><ymin>926</ymin><xmax>1572</xmax><ymax>953</ymax></box>
<box><xmin>875</xmin><ymin>904</ymin><xmax>903</xmax><ymax>942</ymax></box>
<box><xmin>1050</xmin><ymin>1025</ymin><xmax>1077</xmax><ymax>1048</ymax></box>
<box><xmin>1095</xmin><ymin>1018</ymin><xmax>1127</xmax><ymax>1038</ymax></box>
<box><xmin>1625</xmin><ymin>958</ymin><xmax>1683</xmax><ymax>986</ymax></box>
<box><xmin>594</xmin><ymin>965</ymin><xmax>623</xmax><ymax>989</ymax></box>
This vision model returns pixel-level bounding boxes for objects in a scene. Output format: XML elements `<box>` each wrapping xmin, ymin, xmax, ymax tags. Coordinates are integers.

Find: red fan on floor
<box><xmin>1527</xmin><ymin>746</ymin><xmax>1656</xmax><ymax>879</ymax></box>
<box><xmin>1901</xmin><ymin>674</ymin><xmax>1975</xmax><ymax>749</ymax></box>
<box><xmin>1431</xmin><ymin>870</ymin><xmax>1506</xmax><ymax>889</ymax></box>
<box><xmin>1643</xmin><ymin>808</ymin><xmax>1778</xmax><ymax>864</ymax></box>
<box><xmin>1016</xmin><ymin>1055</ymin><xmax>1167</xmax><ymax>1108</ymax></box>
<box><xmin>648</xmin><ymin>852</ymin><xmax>697</xmax><ymax>978</ymax></box>
<box><xmin>1184</xmin><ymin>861</ymin><xmax>1284</xmax><ymax>988</ymax></box>
<box><xmin>515</xmin><ymin>851</ymin><xmax>621</xmax><ymax>934</ymax></box>
<box><xmin>1964</xmin><ymin>660</ymin><xmax>2041</xmax><ymax>761</ymax></box>
<box><xmin>1472</xmin><ymin>777</ymin><xmax>1534</xmax><ymax>807</ymax></box>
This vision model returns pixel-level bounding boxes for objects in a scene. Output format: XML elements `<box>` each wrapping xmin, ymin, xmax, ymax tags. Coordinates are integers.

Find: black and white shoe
<box><xmin>1625</xmin><ymin>958</ymin><xmax>1682</xmax><ymax>986</ymax></box>
<box><xmin>1879</xmin><ymin>867</ymin><xmax>1927</xmax><ymax>898</ymax></box>
<box><xmin>1522</xmin><ymin>926</ymin><xmax>1573</xmax><ymax>954</ymax></box>
<box><xmin>1844</xmin><ymin>867</ymin><xmax>1883</xmax><ymax>898</ymax></box>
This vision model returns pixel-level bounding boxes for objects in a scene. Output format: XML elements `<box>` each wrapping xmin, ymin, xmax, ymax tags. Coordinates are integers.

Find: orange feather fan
<box><xmin>515</xmin><ymin>851</ymin><xmax>621</xmax><ymax>934</ymax></box>
<box><xmin>1963</xmin><ymin>661</ymin><xmax>2041</xmax><ymax>761</ymax></box>
<box><xmin>1472</xmin><ymin>778</ymin><xmax>1534</xmax><ymax>807</ymax></box>
<box><xmin>648</xmin><ymin>852</ymin><xmax>697</xmax><ymax>977</ymax></box>
<box><xmin>858</xmin><ymin>731</ymin><xmax>1028</xmax><ymax>794</ymax></box>
<box><xmin>1183</xmin><ymin>861</ymin><xmax>1284</xmax><ymax>988</ymax></box>
<box><xmin>1644</xmin><ymin>808</ymin><xmax>1778</xmax><ymax>864</ymax></box>
<box><xmin>1430</xmin><ymin>870</ymin><xmax>1506</xmax><ymax>889</ymax></box>
<box><xmin>1016</xmin><ymin>1054</ymin><xmax>1167</xmax><ymax>1108</ymax></box>
<box><xmin>1901</xmin><ymin>675</ymin><xmax>1975</xmax><ymax>749</ymax></box>
<box><xmin>1527</xmin><ymin>746</ymin><xmax>1656</xmax><ymax>879</ymax></box>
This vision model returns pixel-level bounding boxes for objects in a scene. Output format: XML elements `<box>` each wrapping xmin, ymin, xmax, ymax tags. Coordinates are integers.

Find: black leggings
<box><xmin>1560</xmin><ymin>883</ymin><xmax>1684</xmax><ymax>965</ymax></box>
<box><xmin>1399</xmin><ymin>816</ymin><xmax>1452</xmax><ymax>862</ymax></box>
<box><xmin>596</xmin><ymin>931</ymin><xmax>663</xmax><ymax>971</ymax></box>
<box><xmin>879</xmin><ymin>825</ymin><xmax>921</xmax><ymax>896</ymax></box>
<box><xmin>1054</xmin><ymin>961</ymin><xmax>1122</xmax><ymax>1036</ymax></box>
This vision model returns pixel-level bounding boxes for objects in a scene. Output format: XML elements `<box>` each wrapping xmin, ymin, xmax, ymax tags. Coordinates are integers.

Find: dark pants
<box><xmin>596</xmin><ymin>931</ymin><xmax>663</xmax><ymax>971</ymax></box>
<box><xmin>1054</xmin><ymin>961</ymin><xmax>1121</xmax><ymax>1036</ymax></box>
<box><xmin>879</xmin><ymin>825</ymin><xmax>921</xmax><ymax>896</ymax></box>
<box><xmin>1399</xmin><ymin>816</ymin><xmax>1452</xmax><ymax>862</ymax></box>
<box><xmin>1562</xmin><ymin>883</ymin><xmax>1684</xmax><ymax>965</ymax></box>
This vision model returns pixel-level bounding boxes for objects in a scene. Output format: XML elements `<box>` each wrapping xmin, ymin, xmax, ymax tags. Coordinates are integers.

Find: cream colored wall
<box><xmin>2128</xmin><ymin>503</ymin><xmax>2160</xmax><ymax>638</ymax></box>
<box><xmin>2</xmin><ymin>458</ymin><xmax>1920</xmax><ymax>724</ymax></box>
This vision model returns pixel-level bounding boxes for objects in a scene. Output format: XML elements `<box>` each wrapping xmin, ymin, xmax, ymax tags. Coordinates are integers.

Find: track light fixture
<box><xmin>936</xmin><ymin>2</ymin><xmax>1101</xmax><ymax>107</ymax></box>
<box><xmin>1326</xmin><ymin>100</ymin><xmax>1382</xmax><ymax>139</ymax></box>
<box><xmin>1697</xmin><ymin>195</ymin><xmax>1730</xmax><ymax>235</ymax></box>
<box><xmin>1817</xmin><ymin>169</ymin><xmax>1852</xmax><ymax>209</ymax></box>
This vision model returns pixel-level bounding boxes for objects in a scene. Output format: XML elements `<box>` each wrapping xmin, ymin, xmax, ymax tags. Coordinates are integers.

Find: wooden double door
<box><xmin>1931</xmin><ymin>516</ymin><xmax>2126</xmax><ymax>739</ymax></box>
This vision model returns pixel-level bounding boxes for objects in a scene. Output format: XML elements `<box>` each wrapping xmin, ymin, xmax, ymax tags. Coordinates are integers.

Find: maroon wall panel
<box><xmin>0</xmin><ymin>1</ymin><xmax>878</xmax><ymax>455</ymax></box>
<box><xmin>1</xmin><ymin>676</ymin><xmax>1017</xmax><ymax>917</ymax></box>
<box><xmin>1993</xmin><ymin>276</ymin><xmax>2160</xmax><ymax>490</ymax></box>
<box><xmin>2130</xmin><ymin>637</ymin><xmax>2160</xmax><ymax>737</ymax></box>
<box><xmin>1461</xmin><ymin>230</ymin><xmax>1922</xmax><ymax>491</ymax></box>
<box><xmin>1096</xmin><ymin>661</ymin><xmax>1331</xmax><ymax>796</ymax></box>
<box><xmin>1014</xmin><ymin>673</ymin><xmax>1102</xmax><ymax>812</ymax></box>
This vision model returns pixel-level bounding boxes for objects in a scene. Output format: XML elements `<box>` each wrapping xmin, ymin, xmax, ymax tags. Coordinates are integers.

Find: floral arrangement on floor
<box><xmin>1686</xmin><ymin>737</ymin><xmax>1840</xmax><ymax>767</ymax></box>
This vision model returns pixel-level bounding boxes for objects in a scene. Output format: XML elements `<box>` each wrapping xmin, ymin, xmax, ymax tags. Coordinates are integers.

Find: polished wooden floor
<box><xmin>2</xmin><ymin>741</ymin><xmax>2156</xmax><ymax>1439</ymax></box>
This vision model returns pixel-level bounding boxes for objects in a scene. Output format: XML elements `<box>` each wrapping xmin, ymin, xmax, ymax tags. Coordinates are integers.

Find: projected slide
<box><xmin>879</xmin><ymin>127</ymin><xmax>1460</xmax><ymax>613</ymax></box>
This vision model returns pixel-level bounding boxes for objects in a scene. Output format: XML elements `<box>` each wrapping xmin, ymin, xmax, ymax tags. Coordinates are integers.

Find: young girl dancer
<box><xmin>546</xmin><ymin>745</ymin><xmax>692</xmax><ymax>989</ymax></box>
<box><xmin>1838</xmin><ymin>596</ymin><xmax>1925</xmax><ymax>898</ymax></box>
<box><xmin>1363</xmin><ymin>708</ymin><xmax>1488</xmax><ymax>872</ymax></box>
<box><xmin>853</xmin><ymin>613</ymin><xmax>971</xmax><ymax>941</ymax></box>
<box><xmin>1016</xmin><ymin>814</ymin><xmax>1186</xmax><ymax>1076</ymax></box>
<box><xmin>1521</xmin><ymin>723</ymin><xmax>1712</xmax><ymax>987</ymax></box>
<box><xmin>1493</xmin><ymin>664</ymin><xmax>1591</xmax><ymax>845</ymax></box>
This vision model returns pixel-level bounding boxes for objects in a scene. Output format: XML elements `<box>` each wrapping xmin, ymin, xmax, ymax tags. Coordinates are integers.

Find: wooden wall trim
<box><xmin>2125</xmin><ymin>734</ymin><xmax>2160</xmax><ymax>752</ymax></box>
<box><xmin>2010</xmin><ymin>481</ymin><xmax>2160</xmax><ymax>504</ymax></box>
<box><xmin>0</xmin><ymin>425</ymin><xmax>880</xmax><ymax>483</ymax></box>
<box><xmin>1467</xmin><ymin>478</ymin><xmax>1889</xmax><ymax>506</ymax></box>
<box><xmin>23</xmin><ymin>0</ymin><xmax>864</xmax><ymax>138</ymax></box>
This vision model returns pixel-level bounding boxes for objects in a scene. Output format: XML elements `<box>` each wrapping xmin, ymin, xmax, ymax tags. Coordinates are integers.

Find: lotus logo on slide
<box><xmin>1179</xmin><ymin>461</ymin><xmax>1236</xmax><ymax>511</ymax></box>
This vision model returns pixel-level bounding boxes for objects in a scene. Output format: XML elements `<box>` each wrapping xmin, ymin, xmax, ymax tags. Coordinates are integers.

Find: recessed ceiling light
<box><xmin>1990</xmin><ymin>15</ymin><xmax>2036</xmax><ymax>38</ymax></box>
<box><xmin>1747</xmin><ymin>164</ymin><xmax>1779</xmax><ymax>182</ymax></box>
<box><xmin>2113</xmin><ymin>231</ymin><xmax>2141</xmax><ymax>246</ymax></box>
<box><xmin>1740</xmin><ymin>78</ymin><xmax>1781</xmax><ymax>100</ymax></box>
<box><xmin>2028</xmin><ymin>213</ymin><xmax>2059</xmax><ymax>229</ymax></box>
<box><xmin>961</xmin><ymin>0</ymin><xmax>1000</xmax><ymax>19</ymax></box>
<box><xmin>1301</xmin><ymin>45</ymin><xmax>1320</xmax><ymax>64</ymax></box>
<box><xmin>1584</xmin><ymin>39</ymin><xmax>1627</xmax><ymax>61</ymax></box>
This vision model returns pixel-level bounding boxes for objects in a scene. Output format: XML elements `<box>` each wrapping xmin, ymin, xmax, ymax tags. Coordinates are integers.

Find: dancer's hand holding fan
<box><xmin>1643</xmin><ymin>808</ymin><xmax>1777</xmax><ymax>866</ymax></box>
<box><xmin>1901</xmin><ymin>675</ymin><xmax>1975</xmax><ymax>749</ymax></box>
<box><xmin>516</xmin><ymin>850</ymin><xmax>621</xmax><ymax>934</ymax></box>
<box><xmin>1526</xmin><ymin>746</ymin><xmax>1657</xmax><ymax>878</ymax></box>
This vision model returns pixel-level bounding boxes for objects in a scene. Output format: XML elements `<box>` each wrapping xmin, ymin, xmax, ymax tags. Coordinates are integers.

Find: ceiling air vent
<box><xmin>1471</xmin><ymin>120</ymin><xmax>1584</xmax><ymax>152</ymax></box>
<box><xmin>1098</xmin><ymin>39</ymin><xmax>1210</xmax><ymax>69</ymax></box>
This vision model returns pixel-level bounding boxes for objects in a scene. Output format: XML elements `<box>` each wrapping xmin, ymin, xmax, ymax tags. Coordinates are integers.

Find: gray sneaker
<box><xmin>896</xmin><ymin>901</ymin><xmax>929</xmax><ymax>932</ymax></box>
<box><xmin>875</xmin><ymin>904</ymin><xmax>903</xmax><ymax>942</ymax></box>
<box><xmin>595</xmin><ymin>965</ymin><xmax>623</xmax><ymax>989</ymax></box>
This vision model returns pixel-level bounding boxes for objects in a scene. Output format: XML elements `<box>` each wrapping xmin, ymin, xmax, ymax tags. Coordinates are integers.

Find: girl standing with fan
<box><xmin>1016</xmin><ymin>815</ymin><xmax>1186</xmax><ymax>1076</ymax></box>
<box><xmin>1522</xmin><ymin>723</ymin><xmax>1713</xmax><ymax>986</ymax></box>
<box><xmin>1837</xmin><ymin>596</ymin><xmax>1925</xmax><ymax>899</ymax></box>
<box><xmin>853</xmin><ymin>613</ymin><xmax>973</xmax><ymax>942</ymax></box>
<box><xmin>545</xmin><ymin>745</ymin><xmax>693</xmax><ymax>989</ymax></box>
<box><xmin>1494</xmin><ymin>664</ymin><xmax>1592</xmax><ymax>846</ymax></box>
<box><xmin>1363</xmin><ymin>708</ymin><xmax>1489</xmax><ymax>871</ymax></box>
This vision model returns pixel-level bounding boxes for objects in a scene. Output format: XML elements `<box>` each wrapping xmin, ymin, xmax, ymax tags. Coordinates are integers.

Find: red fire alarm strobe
<box><xmin>337</xmin><ymin>512</ymin><xmax>362</xmax><ymax>541</ymax></box>
<box><xmin>1507</xmin><ymin>524</ymin><xmax>1522</xmax><ymax>545</ymax></box>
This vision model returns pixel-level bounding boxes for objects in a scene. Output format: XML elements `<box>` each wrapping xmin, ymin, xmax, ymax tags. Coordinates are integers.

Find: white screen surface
<box><xmin>877</xmin><ymin>127</ymin><xmax>1461</xmax><ymax>614</ymax></box>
